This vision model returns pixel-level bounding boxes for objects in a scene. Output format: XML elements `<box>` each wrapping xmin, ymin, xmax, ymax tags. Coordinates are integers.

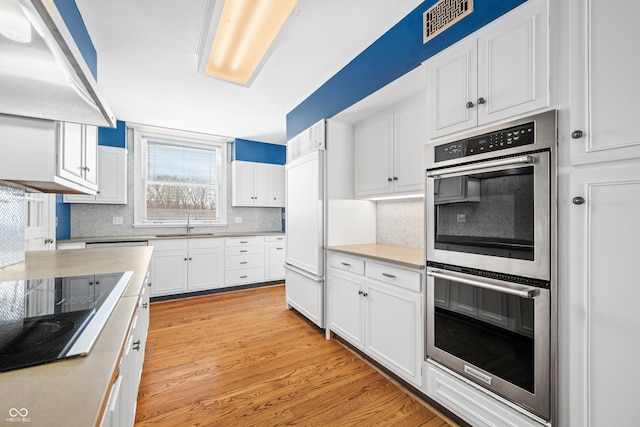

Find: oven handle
<box><xmin>426</xmin><ymin>269</ymin><xmax>539</xmax><ymax>299</ymax></box>
<box><xmin>426</xmin><ymin>155</ymin><xmax>533</xmax><ymax>178</ymax></box>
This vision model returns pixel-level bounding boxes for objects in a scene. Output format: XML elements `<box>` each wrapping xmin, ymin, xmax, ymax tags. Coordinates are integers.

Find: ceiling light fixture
<box><xmin>197</xmin><ymin>0</ymin><xmax>299</xmax><ymax>86</ymax></box>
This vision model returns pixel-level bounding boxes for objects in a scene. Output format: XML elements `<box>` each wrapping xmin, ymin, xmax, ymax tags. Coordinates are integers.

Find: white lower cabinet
<box><xmin>264</xmin><ymin>234</ymin><xmax>285</xmax><ymax>281</ymax></box>
<box><xmin>425</xmin><ymin>361</ymin><xmax>546</xmax><ymax>427</ymax></box>
<box><xmin>150</xmin><ymin>238</ymin><xmax>224</xmax><ymax>297</ymax></box>
<box><xmin>224</xmin><ymin>236</ymin><xmax>265</xmax><ymax>286</ymax></box>
<box><xmin>326</xmin><ymin>252</ymin><xmax>423</xmax><ymax>387</ymax></box>
<box><xmin>101</xmin><ymin>273</ymin><xmax>150</xmax><ymax>427</ymax></box>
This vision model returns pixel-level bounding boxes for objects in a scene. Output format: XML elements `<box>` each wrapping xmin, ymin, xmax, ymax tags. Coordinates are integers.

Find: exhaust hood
<box><xmin>0</xmin><ymin>0</ymin><xmax>115</xmax><ymax>127</ymax></box>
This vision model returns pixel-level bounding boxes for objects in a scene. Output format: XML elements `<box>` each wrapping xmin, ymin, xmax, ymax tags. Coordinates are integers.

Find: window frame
<box><xmin>132</xmin><ymin>124</ymin><xmax>229</xmax><ymax>227</ymax></box>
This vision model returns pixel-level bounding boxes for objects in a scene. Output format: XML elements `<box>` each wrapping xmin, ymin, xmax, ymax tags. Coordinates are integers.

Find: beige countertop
<box><xmin>59</xmin><ymin>231</ymin><xmax>284</xmax><ymax>244</ymax></box>
<box><xmin>0</xmin><ymin>246</ymin><xmax>153</xmax><ymax>427</ymax></box>
<box><xmin>325</xmin><ymin>243</ymin><xmax>425</xmax><ymax>269</ymax></box>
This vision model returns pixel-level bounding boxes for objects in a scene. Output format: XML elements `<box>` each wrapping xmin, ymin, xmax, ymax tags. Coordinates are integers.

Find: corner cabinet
<box><xmin>354</xmin><ymin>94</ymin><xmax>426</xmax><ymax>198</ymax></box>
<box><xmin>326</xmin><ymin>252</ymin><xmax>423</xmax><ymax>387</ymax></box>
<box><xmin>64</xmin><ymin>146</ymin><xmax>127</xmax><ymax>204</ymax></box>
<box><xmin>232</xmin><ymin>161</ymin><xmax>285</xmax><ymax>207</ymax></box>
<box><xmin>425</xmin><ymin>0</ymin><xmax>549</xmax><ymax>139</ymax></box>
<box><xmin>0</xmin><ymin>115</ymin><xmax>99</xmax><ymax>194</ymax></box>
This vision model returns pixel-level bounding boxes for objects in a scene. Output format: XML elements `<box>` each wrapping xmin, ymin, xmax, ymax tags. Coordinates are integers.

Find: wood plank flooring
<box><xmin>134</xmin><ymin>284</ymin><xmax>457</xmax><ymax>426</ymax></box>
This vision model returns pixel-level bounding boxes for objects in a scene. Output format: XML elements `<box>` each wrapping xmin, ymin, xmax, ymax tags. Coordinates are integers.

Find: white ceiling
<box><xmin>75</xmin><ymin>0</ymin><xmax>425</xmax><ymax>144</ymax></box>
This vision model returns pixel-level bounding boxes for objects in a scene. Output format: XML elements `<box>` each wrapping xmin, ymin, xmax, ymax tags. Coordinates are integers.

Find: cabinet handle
<box><xmin>572</xmin><ymin>196</ymin><xmax>585</xmax><ymax>205</ymax></box>
<box><xmin>276</xmin><ymin>247</ymin><xmax>284</xmax><ymax>250</ymax></box>
<box><xmin>358</xmin><ymin>290</ymin><xmax>363</xmax><ymax>295</ymax></box>
<box><xmin>240</xmin><ymin>250</ymin><xmax>248</xmax><ymax>253</ymax></box>
<box><xmin>240</xmin><ymin>241</ymin><xmax>249</xmax><ymax>244</ymax></box>
<box><xmin>184</xmin><ymin>258</ymin><xmax>188</xmax><ymax>261</ymax></box>
<box><xmin>466</xmin><ymin>101</ymin><xmax>475</xmax><ymax>108</ymax></box>
<box><xmin>142</xmin><ymin>303</ymin><xmax>148</xmax><ymax>309</ymax></box>
<box><xmin>382</xmin><ymin>273</ymin><xmax>396</xmax><ymax>279</ymax></box>
<box><xmin>341</xmin><ymin>262</ymin><xmax>351</xmax><ymax>267</ymax></box>
<box><xmin>571</xmin><ymin>130</ymin><xmax>584</xmax><ymax>139</ymax></box>
<box><xmin>189</xmin><ymin>257</ymin><xmax>192</xmax><ymax>261</ymax></box>
<box><xmin>477</xmin><ymin>97</ymin><xmax>486</xmax><ymax>105</ymax></box>
<box><xmin>393</xmin><ymin>177</ymin><xmax>398</xmax><ymax>181</ymax></box>
<box><xmin>147</xmin><ymin>282</ymin><xmax>152</xmax><ymax>287</ymax></box>
<box><xmin>240</xmin><ymin>261</ymin><xmax>248</xmax><ymax>265</ymax></box>
<box><xmin>240</xmin><ymin>275</ymin><xmax>248</xmax><ymax>279</ymax></box>
<box><xmin>133</xmin><ymin>340</ymin><xmax>141</xmax><ymax>351</ymax></box>
<box><xmin>387</xmin><ymin>177</ymin><xmax>393</xmax><ymax>182</ymax></box>
<box><xmin>362</xmin><ymin>292</ymin><xmax>368</xmax><ymax>297</ymax></box>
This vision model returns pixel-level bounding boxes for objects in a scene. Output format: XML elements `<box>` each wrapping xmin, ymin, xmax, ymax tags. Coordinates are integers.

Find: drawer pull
<box><xmin>341</xmin><ymin>262</ymin><xmax>351</xmax><ymax>267</ymax></box>
<box><xmin>240</xmin><ymin>250</ymin><xmax>248</xmax><ymax>253</ymax></box>
<box><xmin>240</xmin><ymin>261</ymin><xmax>248</xmax><ymax>265</ymax></box>
<box><xmin>240</xmin><ymin>275</ymin><xmax>248</xmax><ymax>279</ymax></box>
<box><xmin>276</xmin><ymin>247</ymin><xmax>284</xmax><ymax>250</ymax></box>
<box><xmin>240</xmin><ymin>241</ymin><xmax>249</xmax><ymax>244</ymax></box>
<box><xmin>133</xmin><ymin>340</ymin><xmax>141</xmax><ymax>351</ymax></box>
<box><xmin>382</xmin><ymin>273</ymin><xmax>396</xmax><ymax>279</ymax></box>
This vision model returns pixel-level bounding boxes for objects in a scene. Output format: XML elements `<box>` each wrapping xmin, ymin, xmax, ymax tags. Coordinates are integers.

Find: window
<box><xmin>133</xmin><ymin>125</ymin><xmax>228</xmax><ymax>226</ymax></box>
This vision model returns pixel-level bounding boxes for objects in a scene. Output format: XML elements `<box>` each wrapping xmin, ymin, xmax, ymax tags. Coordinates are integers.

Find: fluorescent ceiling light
<box><xmin>198</xmin><ymin>0</ymin><xmax>299</xmax><ymax>86</ymax></box>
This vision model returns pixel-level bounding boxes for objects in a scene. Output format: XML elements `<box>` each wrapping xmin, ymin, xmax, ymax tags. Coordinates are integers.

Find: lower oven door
<box><xmin>426</xmin><ymin>267</ymin><xmax>550</xmax><ymax>420</ymax></box>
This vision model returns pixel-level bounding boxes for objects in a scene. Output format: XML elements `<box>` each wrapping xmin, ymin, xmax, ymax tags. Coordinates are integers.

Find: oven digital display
<box><xmin>434</xmin><ymin>122</ymin><xmax>535</xmax><ymax>162</ymax></box>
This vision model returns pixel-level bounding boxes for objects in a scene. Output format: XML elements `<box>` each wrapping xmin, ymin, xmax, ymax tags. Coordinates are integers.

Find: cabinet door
<box><xmin>150</xmin><ymin>241</ymin><xmax>188</xmax><ymax>296</ymax></box>
<box><xmin>232</xmin><ymin>161</ymin><xmax>256</xmax><ymax>206</ymax></box>
<box><xmin>567</xmin><ymin>161</ymin><xmax>640</xmax><ymax>426</ymax></box>
<box><xmin>271</xmin><ymin>165</ymin><xmax>285</xmax><ymax>207</ymax></box>
<box><xmin>84</xmin><ymin>125</ymin><xmax>98</xmax><ymax>186</ymax></box>
<box><xmin>569</xmin><ymin>0</ymin><xmax>640</xmax><ymax>165</ymax></box>
<box><xmin>59</xmin><ymin>122</ymin><xmax>85</xmax><ymax>181</ymax></box>
<box><xmin>425</xmin><ymin>38</ymin><xmax>477</xmax><ymax>139</ymax></box>
<box><xmin>354</xmin><ymin>112</ymin><xmax>394</xmax><ymax>197</ymax></box>
<box><xmin>252</xmin><ymin>163</ymin><xmax>273</xmax><ymax>206</ymax></box>
<box><xmin>364</xmin><ymin>279</ymin><xmax>422</xmax><ymax>387</ymax></box>
<box><xmin>189</xmin><ymin>247</ymin><xmax>224</xmax><ymax>290</ymax></box>
<box><xmin>393</xmin><ymin>94</ymin><xmax>426</xmax><ymax>194</ymax></box>
<box><xmin>96</xmin><ymin>146</ymin><xmax>127</xmax><ymax>204</ymax></box>
<box><xmin>477</xmin><ymin>0</ymin><xmax>548</xmax><ymax>126</ymax></box>
<box><xmin>264</xmin><ymin>242</ymin><xmax>285</xmax><ymax>281</ymax></box>
<box><xmin>327</xmin><ymin>267</ymin><xmax>365</xmax><ymax>350</ymax></box>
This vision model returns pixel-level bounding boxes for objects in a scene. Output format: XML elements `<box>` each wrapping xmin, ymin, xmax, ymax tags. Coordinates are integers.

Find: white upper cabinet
<box><xmin>232</xmin><ymin>161</ymin><xmax>285</xmax><ymax>207</ymax></box>
<box><xmin>425</xmin><ymin>0</ymin><xmax>549</xmax><ymax>139</ymax></box>
<box><xmin>0</xmin><ymin>115</ymin><xmax>98</xmax><ymax>194</ymax></box>
<box><xmin>64</xmin><ymin>146</ymin><xmax>128</xmax><ymax>204</ymax></box>
<box><xmin>569</xmin><ymin>0</ymin><xmax>640</xmax><ymax>165</ymax></box>
<box><xmin>354</xmin><ymin>94</ymin><xmax>426</xmax><ymax>198</ymax></box>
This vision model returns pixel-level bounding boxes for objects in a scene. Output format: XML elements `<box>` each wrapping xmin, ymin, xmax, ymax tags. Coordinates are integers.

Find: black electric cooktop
<box><xmin>0</xmin><ymin>271</ymin><xmax>132</xmax><ymax>373</ymax></box>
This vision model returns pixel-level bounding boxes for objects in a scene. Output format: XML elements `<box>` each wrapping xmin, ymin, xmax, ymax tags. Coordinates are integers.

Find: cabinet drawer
<box><xmin>225</xmin><ymin>268</ymin><xmax>264</xmax><ymax>285</ymax></box>
<box><xmin>366</xmin><ymin>262</ymin><xmax>421</xmax><ymax>292</ymax></box>
<box><xmin>187</xmin><ymin>237</ymin><xmax>223</xmax><ymax>249</ymax></box>
<box><xmin>224</xmin><ymin>254</ymin><xmax>264</xmax><ymax>271</ymax></box>
<box><xmin>264</xmin><ymin>235</ymin><xmax>285</xmax><ymax>242</ymax></box>
<box><xmin>328</xmin><ymin>253</ymin><xmax>365</xmax><ymax>275</ymax></box>
<box><xmin>225</xmin><ymin>236</ymin><xmax>264</xmax><ymax>247</ymax></box>
<box><xmin>225</xmin><ymin>245</ymin><xmax>263</xmax><ymax>256</ymax></box>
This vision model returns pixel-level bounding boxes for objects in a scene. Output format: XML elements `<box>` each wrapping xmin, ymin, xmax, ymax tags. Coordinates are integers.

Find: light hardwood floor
<box><xmin>134</xmin><ymin>284</ymin><xmax>457</xmax><ymax>426</ymax></box>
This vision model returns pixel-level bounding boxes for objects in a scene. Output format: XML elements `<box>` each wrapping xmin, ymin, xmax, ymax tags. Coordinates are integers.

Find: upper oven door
<box><xmin>426</xmin><ymin>151</ymin><xmax>550</xmax><ymax>280</ymax></box>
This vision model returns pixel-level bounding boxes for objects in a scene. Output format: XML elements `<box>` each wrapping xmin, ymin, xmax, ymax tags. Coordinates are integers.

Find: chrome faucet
<box><xmin>187</xmin><ymin>211</ymin><xmax>196</xmax><ymax>235</ymax></box>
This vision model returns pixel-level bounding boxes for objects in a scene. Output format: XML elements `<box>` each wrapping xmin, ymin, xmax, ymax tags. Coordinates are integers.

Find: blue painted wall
<box><xmin>98</xmin><ymin>120</ymin><xmax>127</xmax><ymax>148</ymax></box>
<box><xmin>233</xmin><ymin>139</ymin><xmax>286</xmax><ymax>165</ymax></box>
<box><xmin>53</xmin><ymin>0</ymin><xmax>98</xmax><ymax>79</ymax></box>
<box><xmin>56</xmin><ymin>195</ymin><xmax>71</xmax><ymax>240</ymax></box>
<box><xmin>286</xmin><ymin>0</ymin><xmax>526</xmax><ymax>139</ymax></box>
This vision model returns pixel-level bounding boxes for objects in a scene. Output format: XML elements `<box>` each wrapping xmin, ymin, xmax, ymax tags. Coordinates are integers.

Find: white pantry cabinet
<box><xmin>149</xmin><ymin>238</ymin><xmax>224</xmax><ymax>297</ymax></box>
<box><xmin>0</xmin><ymin>115</ymin><xmax>98</xmax><ymax>194</ymax></box>
<box><xmin>568</xmin><ymin>0</ymin><xmax>640</xmax><ymax>165</ymax></box>
<box><xmin>354</xmin><ymin>94</ymin><xmax>426</xmax><ymax>198</ymax></box>
<box><xmin>232</xmin><ymin>161</ymin><xmax>285</xmax><ymax>207</ymax></box>
<box><xmin>64</xmin><ymin>146</ymin><xmax>127</xmax><ymax>204</ymax></box>
<box><xmin>264</xmin><ymin>234</ymin><xmax>285</xmax><ymax>281</ymax></box>
<box><xmin>327</xmin><ymin>252</ymin><xmax>423</xmax><ymax>387</ymax></box>
<box><xmin>425</xmin><ymin>0</ymin><xmax>548</xmax><ymax>139</ymax></box>
<box><xmin>566</xmin><ymin>160</ymin><xmax>640</xmax><ymax>427</ymax></box>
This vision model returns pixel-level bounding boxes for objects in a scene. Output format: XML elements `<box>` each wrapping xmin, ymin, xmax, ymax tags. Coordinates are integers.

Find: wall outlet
<box><xmin>112</xmin><ymin>216</ymin><xmax>124</xmax><ymax>225</ymax></box>
<box><xmin>234</xmin><ymin>216</ymin><xmax>242</xmax><ymax>224</ymax></box>
<box><xmin>456</xmin><ymin>214</ymin><xmax>467</xmax><ymax>224</ymax></box>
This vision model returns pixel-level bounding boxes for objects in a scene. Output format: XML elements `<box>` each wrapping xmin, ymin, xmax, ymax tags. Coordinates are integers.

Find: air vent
<box><xmin>423</xmin><ymin>0</ymin><xmax>473</xmax><ymax>43</ymax></box>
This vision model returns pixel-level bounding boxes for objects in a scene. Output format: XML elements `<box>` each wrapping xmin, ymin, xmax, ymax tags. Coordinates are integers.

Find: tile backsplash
<box><xmin>0</xmin><ymin>185</ymin><xmax>25</xmax><ymax>268</ymax></box>
<box><xmin>376</xmin><ymin>198</ymin><xmax>424</xmax><ymax>248</ymax></box>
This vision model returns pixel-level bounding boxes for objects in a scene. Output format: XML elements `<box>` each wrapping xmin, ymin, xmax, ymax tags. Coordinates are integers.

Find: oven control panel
<box><xmin>435</xmin><ymin>121</ymin><xmax>535</xmax><ymax>162</ymax></box>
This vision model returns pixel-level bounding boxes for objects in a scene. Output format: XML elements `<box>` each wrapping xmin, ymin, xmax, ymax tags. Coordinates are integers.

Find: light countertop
<box><xmin>325</xmin><ymin>243</ymin><xmax>425</xmax><ymax>269</ymax></box>
<box><xmin>58</xmin><ymin>231</ymin><xmax>284</xmax><ymax>244</ymax></box>
<box><xmin>0</xmin><ymin>246</ymin><xmax>153</xmax><ymax>427</ymax></box>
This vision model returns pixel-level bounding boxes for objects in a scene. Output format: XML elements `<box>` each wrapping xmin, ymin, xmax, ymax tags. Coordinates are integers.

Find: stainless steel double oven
<box><xmin>424</xmin><ymin>110</ymin><xmax>556</xmax><ymax>422</ymax></box>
